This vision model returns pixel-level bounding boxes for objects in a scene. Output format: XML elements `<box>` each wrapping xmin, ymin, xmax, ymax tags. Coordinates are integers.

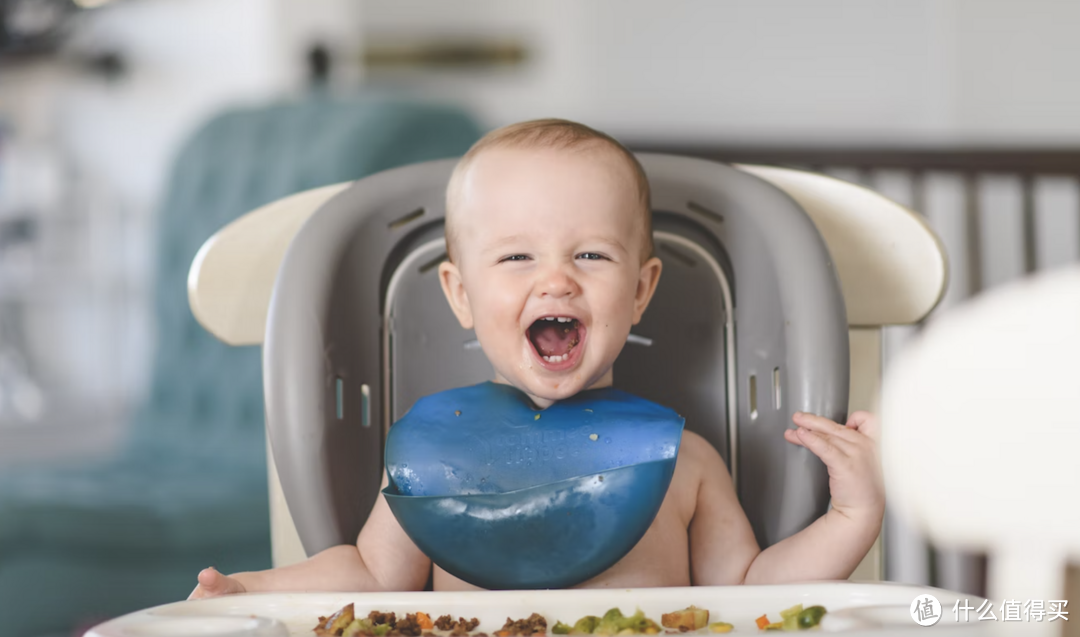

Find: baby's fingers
<box><xmin>791</xmin><ymin>427</ymin><xmax>849</xmax><ymax>466</ymax></box>
<box><xmin>190</xmin><ymin>567</ymin><xmax>245</xmax><ymax>599</ymax></box>
<box><xmin>794</xmin><ymin>411</ymin><xmax>864</xmax><ymax>445</ymax></box>
<box><xmin>783</xmin><ymin>427</ymin><xmax>811</xmax><ymax>449</ymax></box>
<box><xmin>846</xmin><ymin>411</ymin><xmax>880</xmax><ymax>442</ymax></box>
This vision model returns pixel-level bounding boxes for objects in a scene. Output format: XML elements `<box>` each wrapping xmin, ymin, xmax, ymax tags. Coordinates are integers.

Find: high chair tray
<box><xmin>87</xmin><ymin>582</ymin><xmax>992</xmax><ymax>636</ymax></box>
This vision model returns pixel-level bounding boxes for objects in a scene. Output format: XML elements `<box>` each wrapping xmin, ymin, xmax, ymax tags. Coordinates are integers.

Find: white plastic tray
<box><xmin>86</xmin><ymin>582</ymin><xmax>995</xmax><ymax>636</ymax></box>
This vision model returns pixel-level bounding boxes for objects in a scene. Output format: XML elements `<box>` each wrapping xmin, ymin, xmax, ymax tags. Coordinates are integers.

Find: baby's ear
<box><xmin>632</xmin><ymin>256</ymin><xmax>663</xmax><ymax>325</ymax></box>
<box><xmin>438</xmin><ymin>260</ymin><xmax>474</xmax><ymax>329</ymax></box>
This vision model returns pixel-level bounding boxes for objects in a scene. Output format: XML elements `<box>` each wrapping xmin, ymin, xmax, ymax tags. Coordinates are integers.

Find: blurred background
<box><xmin>1</xmin><ymin>0</ymin><xmax>1079</xmax><ymax>635</ymax></box>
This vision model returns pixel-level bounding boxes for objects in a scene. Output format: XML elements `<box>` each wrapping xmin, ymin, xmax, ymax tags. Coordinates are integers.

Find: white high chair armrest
<box><xmin>737</xmin><ymin>164</ymin><xmax>948</xmax><ymax>326</ymax></box>
<box><xmin>187</xmin><ymin>182</ymin><xmax>351</xmax><ymax>346</ymax></box>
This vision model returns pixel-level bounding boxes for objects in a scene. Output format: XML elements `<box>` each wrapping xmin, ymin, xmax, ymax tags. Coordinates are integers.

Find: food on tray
<box><xmin>315</xmin><ymin>601</ymin><xmax>825</xmax><ymax>635</ymax></box>
<box><xmin>554</xmin><ymin>608</ymin><xmax>660</xmax><ymax>635</ymax></box>
<box><xmin>793</xmin><ymin>606</ymin><xmax>826</xmax><ymax>630</ymax></box>
<box><xmin>417</xmin><ymin>613</ymin><xmax>435</xmax><ymax>630</ymax></box>
<box><xmin>661</xmin><ymin>606</ymin><xmax>709</xmax><ymax>631</ymax></box>
<box><xmin>572</xmin><ymin>615</ymin><xmax>600</xmax><ymax>634</ymax></box>
<box><xmin>313</xmin><ymin>606</ymin><xmax>481</xmax><ymax>637</ymax></box>
<box><xmin>317</xmin><ymin>603</ymin><xmax>357</xmax><ymax>636</ymax></box>
<box><xmin>495</xmin><ymin>613</ymin><xmax>548</xmax><ymax>636</ymax></box>
<box><xmin>754</xmin><ymin>604</ymin><xmax>827</xmax><ymax>631</ymax></box>
<box><xmin>435</xmin><ymin>616</ymin><xmax>483</xmax><ymax>635</ymax></box>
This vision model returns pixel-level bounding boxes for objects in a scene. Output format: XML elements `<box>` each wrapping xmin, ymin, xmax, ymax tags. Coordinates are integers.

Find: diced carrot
<box><xmin>755</xmin><ymin>614</ymin><xmax>770</xmax><ymax>630</ymax></box>
<box><xmin>416</xmin><ymin>613</ymin><xmax>434</xmax><ymax>630</ymax></box>
<box><xmin>496</xmin><ymin>631</ymin><xmax>511</xmax><ymax>636</ymax></box>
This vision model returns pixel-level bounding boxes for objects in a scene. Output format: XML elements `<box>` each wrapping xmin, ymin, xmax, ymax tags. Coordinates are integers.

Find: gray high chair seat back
<box><xmin>265</xmin><ymin>154</ymin><xmax>849</xmax><ymax>556</ymax></box>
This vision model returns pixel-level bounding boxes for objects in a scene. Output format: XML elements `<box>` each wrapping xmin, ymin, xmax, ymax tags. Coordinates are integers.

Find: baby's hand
<box><xmin>783</xmin><ymin>411</ymin><xmax>884</xmax><ymax>521</ymax></box>
<box><xmin>188</xmin><ymin>567</ymin><xmax>248</xmax><ymax>599</ymax></box>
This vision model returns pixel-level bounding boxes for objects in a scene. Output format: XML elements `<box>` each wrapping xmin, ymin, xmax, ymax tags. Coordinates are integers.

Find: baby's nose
<box><xmin>537</xmin><ymin>266</ymin><xmax>579</xmax><ymax>297</ymax></box>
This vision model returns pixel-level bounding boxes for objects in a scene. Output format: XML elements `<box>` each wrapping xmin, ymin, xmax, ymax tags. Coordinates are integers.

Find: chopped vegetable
<box><xmin>416</xmin><ymin>613</ymin><xmax>434</xmax><ymax>630</ymax></box>
<box><xmin>796</xmin><ymin>606</ymin><xmax>826</xmax><ymax>629</ymax></box>
<box><xmin>661</xmin><ymin>606</ymin><xmax>709</xmax><ymax>631</ymax></box>
<box><xmin>778</xmin><ymin>604</ymin><xmax>802</xmax><ymax>621</ymax></box>
<box><xmin>316</xmin><ymin>603</ymin><xmax>356</xmax><ymax>636</ymax></box>
<box><xmin>595</xmin><ymin>608</ymin><xmax>625</xmax><ymax>635</ymax></box>
<box><xmin>343</xmin><ymin>618</ymin><xmax>374</xmax><ymax>635</ymax></box>
<box><xmin>779</xmin><ymin>604</ymin><xmax>802</xmax><ymax>631</ymax></box>
<box><xmin>707</xmin><ymin>622</ymin><xmax>733</xmax><ymax>633</ymax></box>
<box><xmin>753</xmin><ymin>604</ymin><xmax>828</xmax><ymax>631</ymax></box>
<box><xmin>561</xmin><ymin>608</ymin><xmax>659</xmax><ymax>635</ymax></box>
<box><xmin>552</xmin><ymin>621</ymin><xmax>572</xmax><ymax>634</ymax></box>
<box><xmin>619</xmin><ymin>609</ymin><xmax>660</xmax><ymax>634</ymax></box>
<box><xmin>570</xmin><ymin>616</ymin><xmax>601</xmax><ymax>634</ymax></box>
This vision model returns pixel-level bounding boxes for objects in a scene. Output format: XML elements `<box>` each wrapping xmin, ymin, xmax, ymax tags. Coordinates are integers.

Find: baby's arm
<box><xmin>684</xmin><ymin>433</ymin><xmax>762</xmax><ymax>586</ymax></box>
<box><xmin>690</xmin><ymin>412</ymin><xmax>884</xmax><ymax>585</ymax></box>
<box><xmin>190</xmin><ymin>474</ymin><xmax>430</xmax><ymax>597</ymax></box>
<box><xmin>745</xmin><ymin>411</ymin><xmax>883</xmax><ymax>582</ymax></box>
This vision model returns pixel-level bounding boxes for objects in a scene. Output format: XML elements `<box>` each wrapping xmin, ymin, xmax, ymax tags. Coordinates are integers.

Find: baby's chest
<box><xmin>577</xmin><ymin>503</ymin><xmax>693</xmax><ymax>588</ymax></box>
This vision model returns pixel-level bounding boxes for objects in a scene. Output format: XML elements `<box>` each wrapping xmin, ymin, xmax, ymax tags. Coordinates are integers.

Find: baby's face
<box><xmin>439</xmin><ymin>146</ymin><xmax>661</xmax><ymax>407</ymax></box>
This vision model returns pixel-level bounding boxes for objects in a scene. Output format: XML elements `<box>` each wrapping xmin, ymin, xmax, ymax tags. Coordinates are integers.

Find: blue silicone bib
<box><xmin>381</xmin><ymin>381</ymin><xmax>686</xmax><ymax>589</ymax></box>
<box><xmin>384</xmin><ymin>381</ymin><xmax>685</xmax><ymax>497</ymax></box>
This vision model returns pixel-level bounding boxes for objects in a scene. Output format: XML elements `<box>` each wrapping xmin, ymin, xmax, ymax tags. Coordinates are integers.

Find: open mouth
<box><xmin>527</xmin><ymin>316</ymin><xmax>585</xmax><ymax>367</ymax></box>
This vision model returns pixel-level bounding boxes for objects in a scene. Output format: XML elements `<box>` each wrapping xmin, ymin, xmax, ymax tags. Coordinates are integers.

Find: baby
<box><xmin>191</xmin><ymin>119</ymin><xmax>884</xmax><ymax>597</ymax></box>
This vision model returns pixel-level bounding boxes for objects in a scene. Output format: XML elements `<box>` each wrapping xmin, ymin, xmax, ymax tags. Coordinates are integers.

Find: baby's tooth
<box><xmin>545</xmin><ymin>316</ymin><xmax>554</xmax><ymax>321</ymax></box>
<box><xmin>557</xmin><ymin>317</ymin><xmax>568</xmax><ymax>323</ymax></box>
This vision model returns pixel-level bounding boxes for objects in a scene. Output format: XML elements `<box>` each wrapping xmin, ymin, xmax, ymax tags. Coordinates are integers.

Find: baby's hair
<box><xmin>445</xmin><ymin>118</ymin><xmax>653</xmax><ymax>263</ymax></box>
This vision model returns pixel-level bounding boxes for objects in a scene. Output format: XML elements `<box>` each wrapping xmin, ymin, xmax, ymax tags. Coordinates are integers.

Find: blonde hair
<box><xmin>444</xmin><ymin>118</ymin><xmax>653</xmax><ymax>263</ymax></box>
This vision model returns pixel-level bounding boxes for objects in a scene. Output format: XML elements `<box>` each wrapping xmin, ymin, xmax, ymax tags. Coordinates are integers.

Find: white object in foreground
<box><xmin>882</xmin><ymin>265</ymin><xmax>1080</xmax><ymax>637</ymax></box>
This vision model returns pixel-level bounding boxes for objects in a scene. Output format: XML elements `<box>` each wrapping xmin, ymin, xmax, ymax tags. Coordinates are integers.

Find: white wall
<box><xmin>60</xmin><ymin>0</ymin><xmax>359</xmax><ymax>209</ymax></box>
<box><xmin>361</xmin><ymin>0</ymin><xmax>1080</xmax><ymax>145</ymax></box>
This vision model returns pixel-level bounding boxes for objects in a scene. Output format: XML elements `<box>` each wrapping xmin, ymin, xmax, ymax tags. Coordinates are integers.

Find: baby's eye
<box><xmin>576</xmin><ymin>252</ymin><xmax>607</xmax><ymax>261</ymax></box>
<box><xmin>500</xmin><ymin>254</ymin><xmax>530</xmax><ymax>262</ymax></box>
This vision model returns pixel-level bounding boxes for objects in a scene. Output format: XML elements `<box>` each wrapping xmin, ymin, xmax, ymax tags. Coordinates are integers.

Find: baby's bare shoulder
<box><xmin>677</xmin><ymin>429</ymin><xmax>725</xmax><ymax>464</ymax></box>
<box><xmin>674</xmin><ymin>430</ymin><xmax>727</xmax><ymax>483</ymax></box>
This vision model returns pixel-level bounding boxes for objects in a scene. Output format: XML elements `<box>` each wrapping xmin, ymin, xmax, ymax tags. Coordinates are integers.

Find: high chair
<box><xmin>82</xmin><ymin>154</ymin><xmax>973</xmax><ymax>637</ymax></box>
<box><xmin>186</xmin><ymin>154</ymin><xmax>947</xmax><ymax>585</ymax></box>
